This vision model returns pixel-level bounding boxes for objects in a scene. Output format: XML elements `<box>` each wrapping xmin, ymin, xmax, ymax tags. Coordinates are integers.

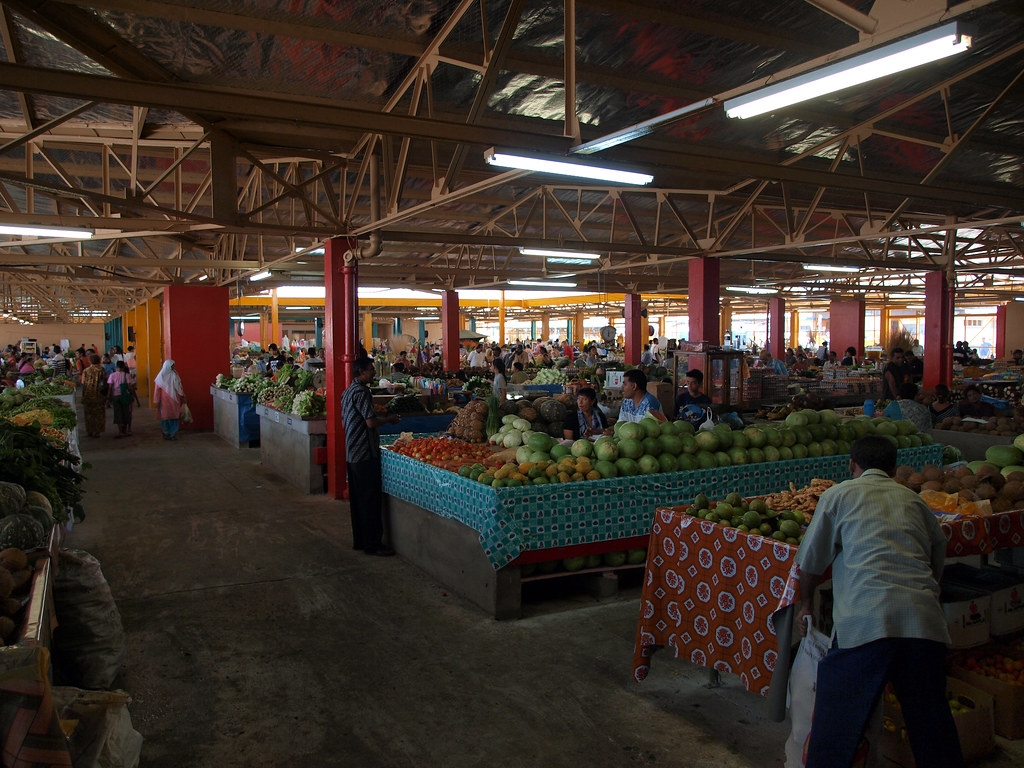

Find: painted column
<box><xmin>325</xmin><ymin>236</ymin><xmax>359</xmax><ymax>499</ymax></box>
<box><xmin>162</xmin><ymin>285</ymin><xmax>230</xmax><ymax>430</ymax></box>
<box><xmin>441</xmin><ymin>289</ymin><xmax>460</xmax><ymax>371</ymax></box>
<box><xmin>721</xmin><ymin>303</ymin><xmax>733</xmax><ymax>346</ymax></box>
<box><xmin>828</xmin><ymin>299</ymin><xmax>865</xmax><ymax>364</ymax></box>
<box><xmin>995</xmin><ymin>305</ymin><xmax>1007</xmax><ymax>360</ymax></box>
<box><xmin>768</xmin><ymin>297</ymin><xmax>786</xmax><ymax>360</ymax></box>
<box><xmin>418</xmin><ymin>321</ymin><xmax>426</xmax><ymax>346</ymax></box>
<box><xmin>363</xmin><ymin>313</ymin><xmax>374</xmax><ymax>352</ymax></box>
<box><xmin>624</xmin><ymin>293</ymin><xmax>643</xmax><ymax>365</ymax></box>
<box><xmin>880</xmin><ymin>307</ymin><xmax>892</xmax><ymax>352</ymax></box>
<box><xmin>688</xmin><ymin>257</ymin><xmax>720</xmax><ymax>344</ymax></box>
<box><xmin>789</xmin><ymin>311</ymin><xmax>799</xmax><ymax>350</ymax></box>
<box><xmin>393</xmin><ymin>317</ymin><xmax>402</xmax><ymax>336</ymax></box>
<box><xmin>530</xmin><ymin>321</ymin><xmax>537</xmax><ymax>339</ymax></box>
<box><xmin>499</xmin><ymin>292</ymin><xmax>506</xmax><ymax>344</ymax></box>
<box><xmin>541</xmin><ymin>313</ymin><xmax>550</xmax><ymax>342</ymax></box>
<box><xmin>924</xmin><ymin>271</ymin><xmax>953</xmax><ymax>387</ymax></box>
<box><xmin>314</xmin><ymin>317</ymin><xmax>323</xmax><ymax>349</ymax></box>
<box><xmin>271</xmin><ymin>289</ymin><xmax>280</xmax><ymax>349</ymax></box>
<box><xmin>574</xmin><ymin>312</ymin><xmax>584</xmax><ymax>343</ymax></box>
<box><xmin>142</xmin><ymin>297</ymin><xmax>162</xmax><ymax>406</ymax></box>
<box><xmin>469</xmin><ymin>317</ymin><xmax>476</xmax><ymax>332</ymax></box>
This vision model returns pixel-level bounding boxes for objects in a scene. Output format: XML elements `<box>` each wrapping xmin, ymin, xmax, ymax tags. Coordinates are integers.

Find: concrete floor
<box><xmin>65</xmin><ymin>405</ymin><xmax>1024</xmax><ymax>768</ymax></box>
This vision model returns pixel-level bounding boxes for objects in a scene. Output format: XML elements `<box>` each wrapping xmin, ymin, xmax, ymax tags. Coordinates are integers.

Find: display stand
<box><xmin>210</xmin><ymin>386</ymin><xmax>260</xmax><ymax>447</ymax></box>
<box><xmin>255</xmin><ymin>405</ymin><xmax>326</xmax><ymax>493</ymax></box>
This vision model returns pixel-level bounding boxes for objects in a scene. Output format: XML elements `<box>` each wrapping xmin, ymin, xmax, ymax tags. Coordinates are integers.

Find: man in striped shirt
<box><xmin>795</xmin><ymin>435</ymin><xmax>963</xmax><ymax>768</ymax></box>
<box><xmin>342</xmin><ymin>356</ymin><xmax>400</xmax><ymax>557</ymax></box>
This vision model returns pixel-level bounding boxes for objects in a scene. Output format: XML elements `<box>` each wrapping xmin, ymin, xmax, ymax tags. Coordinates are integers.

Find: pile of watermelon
<box><xmin>0</xmin><ymin>481</ymin><xmax>54</xmax><ymax>551</ymax></box>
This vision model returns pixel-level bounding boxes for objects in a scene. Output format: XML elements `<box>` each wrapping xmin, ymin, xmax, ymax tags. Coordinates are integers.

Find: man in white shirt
<box><xmin>616</xmin><ymin>369</ymin><xmax>665</xmax><ymax>423</ymax></box>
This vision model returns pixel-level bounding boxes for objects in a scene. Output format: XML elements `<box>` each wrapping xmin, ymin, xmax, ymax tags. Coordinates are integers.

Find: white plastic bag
<box><xmin>785</xmin><ymin>616</ymin><xmax>831</xmax><ymax>767</ymax></box>
<box><xmin>785</xmin><ymin>616</ymin><xmax>883</xmax><ymax>768</ymax></box>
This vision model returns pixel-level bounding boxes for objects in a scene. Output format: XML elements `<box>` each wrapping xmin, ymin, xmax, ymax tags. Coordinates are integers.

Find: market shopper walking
<box><xmin>795</xmin><ymin>435</ymin><xmax>963</xmax><ymax>768</ymax></box>
<box><xmin>80</xmin><ymin>353</ymin><xmax>108</xmax><ymax>438</ymax></box>
<box><xmin>342</xmin><ymin>356</ymin><xmax>401</xmax><ymax>557</ymax></box>
<box><xmin>105</xmin><ymin>360</ymin><xmax>136</xmax><ymax>437</ymax></box>
<box><xmin>153</xmin><ymin>359</ymin><xmax>187</xmax><ymax>441</ymax></box>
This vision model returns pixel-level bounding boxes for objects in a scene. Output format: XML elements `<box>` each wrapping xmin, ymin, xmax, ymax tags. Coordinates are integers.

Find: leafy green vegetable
<box><xmin>291</xmin><ymin>391</ymin><xmax>326</xmax><ymax>418</ymax></box>
<box><xmin>0</xmin><ymin>420</ymin><xmax>87</xmax><ymax>522</ymax></box>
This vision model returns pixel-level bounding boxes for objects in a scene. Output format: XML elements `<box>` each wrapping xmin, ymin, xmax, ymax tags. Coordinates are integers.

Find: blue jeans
<box><xmin>805</xmin><ymin>637</ymin><xmax>964</xmax><ymax>768</ymax></box>
<box><xmin>161</xmin><ymin>418</ymin><xmax>179</xmax><ymax>438</ymax></box>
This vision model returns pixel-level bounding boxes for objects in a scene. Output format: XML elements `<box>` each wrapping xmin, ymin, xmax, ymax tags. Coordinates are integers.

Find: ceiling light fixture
<box><xmin>519</xmin><ymin>247</ymin><xmax>601</xmax><ymax>260</ymax></box>
<box><xmin>413</xmin><ymin>316</ymin><xmax>439</xmax><ymax>321</ymax></box>
<box><xmin>0</xmin><ymin>223</ymin><xmax>94</xmax><ymax>239</ymax></box>
<box><xmin>887</xmin><ymin>293</ymin><xmax>922</xmax><ymax>299</ymax></box>
<box><xmin>508</xmin><ymin>280</ymin><xmax>578</xmax><ymax>289</ymax></box>
<box><xmin>723</xmin><ymin>22</ymin><xmax>971</xmax><ymax>119</ymax></box>
<box><xmin>571</xmin><ymin>98</ymin><xmax>716</xmax><ymax>155</ymax></box>
<box><xmin>726</xmin><ymin>286</ymin><xmax>778</xmax><ymax>295</ymax></box>
<box><xmin>484</xmin><ymin>148</ymin><xmax>653</xmax><ymax>186</ymax></box>
<box><xmin>801</xmin><ymin>264</ymin><xmax>861</xmax><ymax>273</ymax></box>
<box><xmin>249</xmin><ymin>270</ymin><xmax>272</xmax><ymax>282</ymax></box>
<box><xmin>197</xmin><ymin>274</ymin><xmax>209</xmax><ymax>281</ymax></box>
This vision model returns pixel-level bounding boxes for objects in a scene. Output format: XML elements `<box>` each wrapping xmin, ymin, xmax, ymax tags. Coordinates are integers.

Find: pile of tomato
<box><xmin>389</xmin><ymin>436</ymin><xmax>496</xmax><ymax>470</ymax></box>
<box><xmin>957</xmin><ymin>641</ymin><xmax>1024</xmax><ymax>686</ymax></box>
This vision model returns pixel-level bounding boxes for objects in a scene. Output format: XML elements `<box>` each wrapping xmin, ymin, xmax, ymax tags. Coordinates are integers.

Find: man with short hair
<box><xmin>674</xmin><ymin>369</ymin><xmax>712</xmax><ymax>424</ymax></box>
<box><xmin>342</xmin><ymin>357</ymin><xmax>401</xmax><ymax>557</ymax></box>
<box><xmin>796</xmin><ymin>435</ymin><xmax>963</xmax><ymax>768</ymax></box>
<box><xmin>883</xmin><ymin>347</ymin><xmax>911</xmax><ymax>400</ymax></box>
<box><xmin>758</xmin><ymin>349</ymin><xmax>788</xmax><ymax>376</ymax></box>
<box><xmin>616</xmin><ymin>368</ymin><xmax>665</xmax><ymax>423</ymax></box>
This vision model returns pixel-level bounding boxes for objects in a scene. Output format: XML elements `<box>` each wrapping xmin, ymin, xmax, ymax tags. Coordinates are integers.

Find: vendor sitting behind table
<box><xmin>617</xmin><ymin>368</ymin><xmax>666</xmax><ymax>423</ymax></box>
<box><xmin>674</xmin><ymin>369</ymin><xmax>712</xmax><ymax>424</ymax></box>
<box><xmin>758</xmin><ymin>349</ymin><xmax>788</xmax><ymax>376</ymax></box>
<box><xmin>509</xmin><ymin>361</ymin><xmax>530</xmax><ymax>385</ymax></box>
<box><xmin>958</xmin><ymin>384</ymin><xmax>996</xmax><ymax>419</ymax></box>
<box><xmin>882</xmin><ymin>382</ymin><xmax>933</xmax><ymax>433</ymax></box>
<box><xmin>563</xmin><ymin>387</ymin><xmax>612</xmax><ymax>439</ymax></box>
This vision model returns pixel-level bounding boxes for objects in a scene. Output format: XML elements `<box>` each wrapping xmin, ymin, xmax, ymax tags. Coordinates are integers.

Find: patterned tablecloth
<box><xmin>942</xmin><ymin>509</ymin><xmax>1024</xmax><ymax>555</ymax></box>
<box><xmin>381</xmin><ymin>445</ymin><xmax>943</xmax><ymax>570</ymax></box>
<box><xmin>631</xmin><ymin>503</ymin><xmax>1024</xmax><ymax>707</ymax></box>
<box><xmin>632</xmin><ymin>508</ymin><xmax>801</xmax><ymax>697</ymax></box>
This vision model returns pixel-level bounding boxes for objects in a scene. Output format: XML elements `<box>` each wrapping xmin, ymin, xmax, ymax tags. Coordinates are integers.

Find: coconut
<box><xmin>895</xmin><ymin>465</ymin><xmax>914</xmax><ymax>481</ymax></box>
<box><xmin>921</xmin><ymin>480</ymin><xmax>945</xmax><ymax>492</ymax></box>
<box><xmin>922</xmin><ymin>465</ymin><xmax>943</xmax><ymax>483</ymax></box>
<box><xmin>942</xmin><ymin>478</ymin><xmax>964</xmax><ymax>495</ymax></box>
<box><xmin>906</xmin><ymin>472</ymin><xmax>926</xmax><ymax>490</ymax></box>
<box><xmin>954</xmin><ymin>465</ymin><xmax>975</xmax><ymax>479</ymax></box>
<box><xmin>958</xmin><ymin>489</ymin><xmax>978</xmax><ymax>503</ymax></box>
<box><xmin>959</xmin><ymin>474</ymin><xmax>981</xmax><ymax>490</ymax></box>
<box><xmin>1006</xmin><ymin>470</ymin><xmax>1024</xmax><ymax>483</ymax></box>
<box><xmin>991</xmin><ymin>497</ymin><xmax>1013</xmax><ymax>514</ymax></box>
<box><xmin>974</xmin><ymin>483</ymin><xmax>997</xmax><ymax>500</ymax></box>
<box><xmin>1001</xmin><ymin>480</ymin><xmax>1024</xmax><ymax>501</ymax></box>
<box><xmin>1014</xmin><ymin>498</ymin><xmax>1024</xmax><ymax>510</ymax></box>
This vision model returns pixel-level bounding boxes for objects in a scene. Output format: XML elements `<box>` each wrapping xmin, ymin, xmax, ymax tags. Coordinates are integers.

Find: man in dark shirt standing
<box><xmin>882</xmin><ymin>347</ymin><xmax>911</xmax><ymax>400</ymax></box>
<box><xmin>342</xmin><ymin>356</ymin><xmax>400</xmax><ymax>556</ymax></box>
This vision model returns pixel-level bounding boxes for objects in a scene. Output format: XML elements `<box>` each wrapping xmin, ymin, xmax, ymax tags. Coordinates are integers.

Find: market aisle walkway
<box><xmin>65</xmin><ymin>407</ymin><xmax>1022</xmax><ymax>768</ymax></box>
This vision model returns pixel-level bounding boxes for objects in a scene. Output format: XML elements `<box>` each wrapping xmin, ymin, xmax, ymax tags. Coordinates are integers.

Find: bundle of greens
<box><xmin>463</xmin><ymin>376</ymin><xmax>492</xmax><ymax>398</ymax></box>
<box><xmin>291</xmin><ymin>391</ymin><xmax>326</xmax><ymax>418</ymax></box>
<box><xmin>7</xmin><ymin>397</ymin><xmax>77</xmax><ymax>430</ymax></box>
<box><xmin>0</xmin><ymin>420</ymin><xmax>87</xmax><ymax>522</ymax></box>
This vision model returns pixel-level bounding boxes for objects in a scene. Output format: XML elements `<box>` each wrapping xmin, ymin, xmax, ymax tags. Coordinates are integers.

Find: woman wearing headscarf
<box><xmin>153</xmin><ymin>359</ymin><xmax>187</xmax><ymax>440</ymax></box>
<box><xmin>80</xmin><ymin>353</ymin><xmax>108</xmax><ymax>437</ymax></box>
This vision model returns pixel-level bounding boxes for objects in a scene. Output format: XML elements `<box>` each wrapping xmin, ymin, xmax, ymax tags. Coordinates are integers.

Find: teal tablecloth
<box><xmin>381</xmin><ymin>444</ymin><xmax>942</xmax><ymax>570</ymax></box>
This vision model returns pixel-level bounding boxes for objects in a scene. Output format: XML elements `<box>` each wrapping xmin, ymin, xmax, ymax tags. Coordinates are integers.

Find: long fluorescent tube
<box><xmin>197</xmin><ymin>274</ymin><xmax>209</xmax><ymax>281</ymax></box>
<box><xmin>724</xmin><ymin>22</ymin><xmax>971</xmax><ymax>119</ymax></box>
<box><xmin>485</xmin><ymin>148</ymin><xmax>653</xmax><ymax>186</ymax></box>
<box><xmin>0</xmin><ymin>224</ymin><xmax>93</xmax><ymax>239</ymax></box>
<box><xmin>726</xmin><ymin>286</ymin><xmax>778</xmax><ymax>295</ymax></box>
<box><xmin>519</xmin><ymin>247</ymin><xmax>601</xmax><ymax>260</ymax></box>
<box><xmin>802</xmin><ymin>264</ymin><xmax>861</xmax><ymax>273</ymax></box>
<box><xmin>413</xmin><ymin>316</ymin><xmax>439</xmax><ymax>321</ymax></box>
<box><xmin>571</xmin><ymin>98</ymin><xmax>715</xmax><ymax>155</ymax></box>
<box><xmin>508</xmin><ymin>280</ymin><xmax>578</xmax><ymax>288</ymax></box>
<box><xmin>887</xmin><ymin>293</ymin><xmax>921</xmax><ymax>299</ymax></box>
<box><xmin>250</xmin><ymin>270</ymin><xmax>272</xmax><ymax>281</ymax></box>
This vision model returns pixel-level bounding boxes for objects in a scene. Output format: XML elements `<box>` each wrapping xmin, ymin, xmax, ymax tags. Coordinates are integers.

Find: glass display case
<box><xmin>669</xmin><ymin>348</ymin><xmax>747</xmax><ymax>411</ymax></box>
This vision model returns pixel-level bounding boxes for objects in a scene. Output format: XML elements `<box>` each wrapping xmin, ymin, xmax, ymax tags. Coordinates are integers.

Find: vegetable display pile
<box><xmin>0</xmin><ymin>422</ymin><xmax>86</xmax><ymax>523</ymax></box>
<box><xmin>530</xmin><ymin>368</ymin><xmax>568</xmax><ymax>385</ymax></box>
<box><xmin>385</xmin><ymin>394</ymin><xmax>427</xmax><ymax>414</ymax></box>
<box><xmin>446</xmin><ymin>399</ymin><xmax>489</xmax><ymax>443</ymax></box>
<box><xmin>0</xmin><ymin>546</ymin><xmax>34</xmax><ymax>646</ymax></box>
<box><xmin>22</xmin><ymin>381</ymin><xmax>76</xmax><ymax>397</ymax></box>
<box><xmin>461</xmin><ymin>376</ymin><xmax>492</xmax><ymax>398</ymax></box>
<box><xmin>291</xmin><ymin>391</ymin><xmax>326</xmax><ymax>418</ymax></box>
<box><xmin>258</xmin><ymin>383</ymin><xmax>295</xmax><ymax>407</ymax></box>
<box><xmin>389</xmin><ymin>436</ymin><xmax>495</xmax><ymax>470</ymax></box>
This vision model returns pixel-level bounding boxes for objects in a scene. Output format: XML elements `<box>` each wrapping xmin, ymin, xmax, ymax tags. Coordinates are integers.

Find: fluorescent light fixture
<box><xmin>197</xmin><ymin>274</ymin><xmax>209</xmax><ymax>281</ymax></box>
<box><xmin>250</xmin><ymin>270</ymin><xmax>272</xmax><ymax>281</ymax></box>
<box><xmin>508</xmin><ymin>280</ymin><xmax>578</xmax><ymax>288</ymax></box>
<box><xmin>726</xmin><ymin>286</ymin><xmax>778</xmax><ymax>295</ymax></box>
<box><xmin>413</xmin><ymin>316</ymin><xmax>439</xmax><ymax>321</ymax></box>
<box><xmin>231</xmin><ymin>315</ymin><xmax>260</xmax><ymax>321</ymax></box>
<box><xmin>285</xmin><ymin>306</ymin><xmax>311</xmax><ymax>310</ymax></box>
<box><xmin>724</xmin><ymin>22</ymin><xmax>972</xmax><ymax>119</ymax></box>
<box><xmin>0</xmin><ymin>223</ymin><xmax>93</xmax><ymax>238</ymax></box>
<box><xmin>571</xmin><ymin>98</ymin><xmax>715</xmax><ymax>155</ymax></box>
<box><xmin>484</xmin><ymin>148</ymin><xmax>653</xmax><ymax>186</ymax></box>
<box><xmin>905</xmin><ymin>305</ymin><xmax>926</xmax><ymax>310</ymax></box>
<box><xmin>519</xmin><ymin>247</ymin><xmax>601</xmax><ymax>260</ymax></box>
<box><xmin>802</xmin><ymin>264</ymin><xmax>861</xmax><ymax>273</ymax></box>
<box><xmin>294</xmin><ymin>247</ymin><xmax>325</xmax><ymax>255</ymax></box>
<box><xmin>887</xmin><ymin>293</ymin><xmax>921</xmax><ymax>299</ymax></box>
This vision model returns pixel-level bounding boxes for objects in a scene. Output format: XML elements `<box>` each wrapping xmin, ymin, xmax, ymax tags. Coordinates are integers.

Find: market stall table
<box><xmin>382</xmin><ymin>444</ymin><xmax>941</xmax><ymax>619</ymax></box>
<box><xmin>210</xmin><ymin>386</ymin><xmax>260</xmax><ymax>448</ymax></box>
<box><xmin>255</xmin><ymin>404</ymin><xmax>325</xmax><ymax>494</ymax></box>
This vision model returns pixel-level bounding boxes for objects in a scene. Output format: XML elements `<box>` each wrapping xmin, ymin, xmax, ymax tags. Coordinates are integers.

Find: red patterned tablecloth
<box><xmin>941</xmin><ymin>509</ymin><xmax>1024</xmax><ymax>555</ymax></box>
<box><xmin>632</xmin><ymin>506</ymin><xmax>801</xmax><ymax>696</ymax></box>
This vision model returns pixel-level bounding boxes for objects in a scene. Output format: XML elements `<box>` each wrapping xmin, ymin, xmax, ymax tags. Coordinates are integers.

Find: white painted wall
<box><xmin>0</xmin><ymin>322</ymin><xmax>106</xmax><ymax>354</ymax></box>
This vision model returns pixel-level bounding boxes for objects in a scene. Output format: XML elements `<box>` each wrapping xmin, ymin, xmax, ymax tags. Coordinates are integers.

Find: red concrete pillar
<box><xmin>828</xmin><ymin>299</ymin><xmax>866</xmax><ymax>363</ymax></box>
<box><xmin>325</xmin><ymin>236</ymin><xmax>359</xmax><ymax>499</ymax></box>
<box><xmin>162</xmin><ymin>284</ymin><xmax>229</xmax><ymax>430</ymax></box>
<box><xmin>624</xmin><ymin>293</ymin><xmax>643</xmax><ymax>365</ymax></box>
<box><xmin>441</xmin><ymin>290</ymin><xmax>460</xmax><ymax>372</ymax></box>
<box><xmin>996</xmin><ymin>305</ymin><xmax>1007</xmax><ymax>360</ymax></box>
<box><xmin>767</xmin><ymin>297</ymin><xmax>786</xmax><ymax>360</ymax></box>
<box><xmin>924</xmin><ymin>271</ymin><xmax>953</xmax><ymax>388</ymax></box>
<box><xmin>688</xmin><ymin>257</ymin><xmax>720</xmax><ymax>343</ymax></box>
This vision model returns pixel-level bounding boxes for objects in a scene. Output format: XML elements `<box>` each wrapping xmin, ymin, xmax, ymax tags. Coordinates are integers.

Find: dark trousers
<box><xmin>347</xmin><ymin>458</ymin><xmax>384</xmax><ymax>553</ymax></box>
<box><xmin>805</xmin><ymin>637</ymin><xmax>964</xmax><ymax>768</ymax></box>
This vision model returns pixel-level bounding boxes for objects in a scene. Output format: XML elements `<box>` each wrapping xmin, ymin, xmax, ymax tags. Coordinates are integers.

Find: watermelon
<box><xmin>0</xmin><ymin>482</ymin><xmax>26</xmax><ymax>518</ymax></box>
<box><xmin>985</xmin><ymin>444</ymin><xmax>1023</xmax><ymax>468</ymax></box>
<box><xmin>21</xmin><ymin>505</ymin><xmax>54</xmax><ymax>532</ymax></box>
<box><xmin>0</xmin><ymin>514</ymin><xmax>44</xmax><ymax>550</ymax></box>
<box><xmin>24</xmin><ymin>491</ymin><xmax>52</xmax><ymax>516</ymax></box>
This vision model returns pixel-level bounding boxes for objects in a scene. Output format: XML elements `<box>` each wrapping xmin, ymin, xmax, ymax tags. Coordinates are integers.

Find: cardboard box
<box><xmin>880</xmin><ymin>677</ymin><xmax>995</xmax><ymax>765</ymax></box>
<box><xmin>950</xmin><ymin>665</ymin><xmax>1024</xmax><ymax>740</ymax></box>
<box><xmin>940</xmin><ymin>583</ymin><xmax>991</xmax><ymax>649</ymax></box>
<box><xmin>943</xmin><ymin>563</ymin><xmax>1024</xmax><ymax>636</ymax></box>
<box><xmin>646</xmin><ymin>382</ymin><xmax>674</xmax><ymax>419</ymax></box>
